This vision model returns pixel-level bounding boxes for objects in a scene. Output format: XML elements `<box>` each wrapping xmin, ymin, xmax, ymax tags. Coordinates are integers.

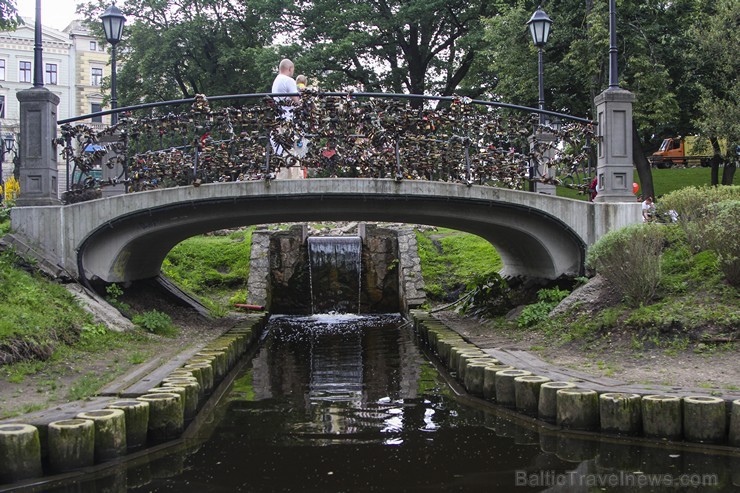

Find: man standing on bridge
<box><xmin>270</xmin><ymin>59</ymin><xmax>305</xmax><ymax>179</ymax></box>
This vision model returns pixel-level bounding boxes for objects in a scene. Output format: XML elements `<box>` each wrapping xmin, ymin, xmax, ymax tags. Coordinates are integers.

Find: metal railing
<box><xmin>57</xmin><ymin>92</ymin><xmax>596</xmax><ymax>204</ymax></box>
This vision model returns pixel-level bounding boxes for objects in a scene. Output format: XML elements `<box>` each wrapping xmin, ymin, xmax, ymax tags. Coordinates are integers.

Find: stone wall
<box><xmin>246</xmin><ymin>223</ymin><xmax>426</xmax><ymax>314</ymax></box>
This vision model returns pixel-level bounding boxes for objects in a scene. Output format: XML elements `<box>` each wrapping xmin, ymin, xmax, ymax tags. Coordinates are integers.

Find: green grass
<box><xmin>416</xmin><ymin>228</ymin><xmax>502</xmax><ymax>300</ymax></box>
<box><xmin>0</xmin><ymin>250</ymin><xmax>91</xmax><ymax>351</ymax></box>
<box><xmin>557</xmin><ymin>167</ymin><xmax>717</xmax><ymax>201</ymax></box>
<box><xmin>161</xmin><ymin>228</ymin><xmax>253</xmax><ymax>314</ymax></box>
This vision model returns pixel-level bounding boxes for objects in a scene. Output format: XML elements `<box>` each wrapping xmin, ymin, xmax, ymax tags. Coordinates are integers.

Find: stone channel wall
<box><xmin>246</xmin><ymin>223</ymin><xmax>426</xmax><ymax>314</ymax></box>
<box><xmin>411</xmin><ymin>310</ymin><xmax>740</xmax><ymax>448</ymax></box>
<box><xmin>0</xmin><ymin>314</ymin><xmax>269</xmax><ymax>486</ymax></box>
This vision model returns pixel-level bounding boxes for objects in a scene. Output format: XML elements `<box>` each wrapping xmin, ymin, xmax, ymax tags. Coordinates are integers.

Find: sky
<box><xmin>15</xmin><ymin>0</ymin><xmax>83</xmax><ymax>31</ymax></box>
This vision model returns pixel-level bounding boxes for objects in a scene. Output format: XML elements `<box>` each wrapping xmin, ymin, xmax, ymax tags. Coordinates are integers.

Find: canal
<box><xmin>41</xmin><ymin>314</ymin><xmax>735</xmax><ymax>492</ymax></box>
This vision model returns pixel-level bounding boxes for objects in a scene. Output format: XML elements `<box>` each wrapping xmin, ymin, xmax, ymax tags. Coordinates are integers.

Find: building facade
<box><xmin>0</xmin><ymin>18</ymin><xmax>111</xmax><ymax>192</ymax></box>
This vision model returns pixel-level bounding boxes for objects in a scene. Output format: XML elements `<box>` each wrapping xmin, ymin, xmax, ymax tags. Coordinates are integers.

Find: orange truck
<box><xmin>648</xmin><ymin>136</ymin><xmax>714</xmax><ymax>168</ymax></box>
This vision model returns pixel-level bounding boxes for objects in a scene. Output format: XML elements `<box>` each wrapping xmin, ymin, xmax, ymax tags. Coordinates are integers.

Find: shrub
<box><xmin>657</xmin><ymin>185</ymin><xmax>740</xmax><ymax>251</ymax></box>
<box><xmin>516</xmin><ymin>287</ymin><xmax>570</xmax><ymax>328</ymax></box>
<box><xmin>132</xmin><ymin>310</ymin><xmax>177</xmax><ymax>337</ymax></box>
<box><xmin>699</xmin><ymin>200</ymin><xmax>740</xmax><ymax>285</ymax></box>
<box><xmin>459</xmin><ymin>272</ymin><xmax>512</xmax><ymax>317</ymax></box>
<box><xmin>586</xmin><ymin>223</ymin><xmax>664</xmax><ymax>306</ymax></box>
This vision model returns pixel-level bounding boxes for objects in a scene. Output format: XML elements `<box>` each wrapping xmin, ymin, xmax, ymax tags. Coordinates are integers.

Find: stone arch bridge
<box><xmin>9</xmin><ymin>178</ymin><xmax>640</xmax><ymax>286</ymax></box>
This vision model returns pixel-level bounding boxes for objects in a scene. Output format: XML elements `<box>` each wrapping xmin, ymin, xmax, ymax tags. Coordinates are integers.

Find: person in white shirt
<box><xmin>270</xmin><ymin>59</ymin><xmax>301</xmax><ymax>158</ymax></box>
<box><xmin>641</xmin><ymin>196</ymin><xmax>655</xmax><ymax>222</ymax></box>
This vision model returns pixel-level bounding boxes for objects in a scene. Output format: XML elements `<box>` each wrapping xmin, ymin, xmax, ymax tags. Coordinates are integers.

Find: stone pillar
<box><xmin>246</xmin><ymin>229</ymin><xmax>271</xmax><ymax>308</ymax></box>
<box><xmin>593</xmin><ymin>88</ymin><xmax>636</xmax><ymax>203</ymax></box>
<box><xmin>529</xmin><ymin>132</ymin><xmax>557</xmax><ymax>195</ymax></box>
<box><xmin>16</xmin><ymin>88</ymin><xmax>61</xmax><ymax>206</ymax></box>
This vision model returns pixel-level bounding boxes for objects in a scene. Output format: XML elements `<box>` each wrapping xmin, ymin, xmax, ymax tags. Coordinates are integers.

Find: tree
<box><xmin>0</xmin><ymin>0</ymin><xmax>20</xmax><ymax>31</ymax></box>
<box><xmin>79</xmin><ymin>0</ymin><xmax>285</xmax><ymax>105</ymax></box>
<box><xmin>288</xmin><ymin>0</ymin><xmax>499</xmax><ymax>96</ymax></box>
<box><xmin>687</xmin><ymin>0</ymin><xmax>738</xmax><ymax>185</ymax></box>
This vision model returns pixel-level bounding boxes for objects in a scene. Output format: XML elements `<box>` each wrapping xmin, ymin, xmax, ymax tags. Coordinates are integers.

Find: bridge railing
<box><xmin>56</xmin><ymin>92</ymin><xmax>596</xmax><ymax>204</ymax></box>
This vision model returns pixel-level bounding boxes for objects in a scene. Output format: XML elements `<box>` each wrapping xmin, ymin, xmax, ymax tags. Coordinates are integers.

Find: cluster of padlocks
<box><xmin>58</xmin><ymin>92</ymin><xmax>595</xmax><ymax>200</ymax></box>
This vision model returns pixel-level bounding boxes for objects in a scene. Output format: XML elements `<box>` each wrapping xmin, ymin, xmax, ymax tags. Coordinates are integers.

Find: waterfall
<box><xmin>307</xmin><ymin>236</ymin><xmax>362</xmax><ymax>314</ymax></box>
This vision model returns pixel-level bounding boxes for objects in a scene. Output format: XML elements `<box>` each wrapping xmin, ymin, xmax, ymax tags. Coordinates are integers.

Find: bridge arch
<box><xmin>9</xmin><ymin>179</ymin><xmax>641</xmax><ymax>284</ymax></box>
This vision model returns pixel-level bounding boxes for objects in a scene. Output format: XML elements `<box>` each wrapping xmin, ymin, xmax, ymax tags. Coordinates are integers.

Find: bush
<box><xmin>699</xmin><ymin>200</ymin><xmax>740</xmax><ymax>285</ymax></box>
<box><xmin>516</xmin><ymin>287</ymin><xmax>570</xmax><ymax>328</ymax></box>
<box><xmin>459</xmin><ymin>272</ymin><xmax>512</xmax><ymax>317</ymax></box>
<box><xmin>586</xmin><ymin>224</ymin><xmax>664</xmax><ymax>306</ymax></box>
<box><xmin>657</xmin><ymin>185</ymin><xmax>740</xmax><ymax>251</ymax></box>
<box><xmin>132</xmin><ymin>310</ymin><xmax>177</xmax><ymax>337</ymax></box>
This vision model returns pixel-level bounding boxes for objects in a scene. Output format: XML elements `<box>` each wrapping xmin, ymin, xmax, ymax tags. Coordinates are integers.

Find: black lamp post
<box><xmin>527</xmin><ymin>6</ymin><xmax>553</xmax><ymax>126</ymax></box>
<box><xmin>101</xmin><ymin>4</ymin><xmax>126</xmax><ymax>125</ymax></box>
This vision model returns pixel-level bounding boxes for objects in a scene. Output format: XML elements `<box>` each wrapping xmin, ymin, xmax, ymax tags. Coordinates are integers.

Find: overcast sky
<box><xmin>16</xmin><ymin>0</ymin><xmax>83</xmax><ymax>31</ymax></box>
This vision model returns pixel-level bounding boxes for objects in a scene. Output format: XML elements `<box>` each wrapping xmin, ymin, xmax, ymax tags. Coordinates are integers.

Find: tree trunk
<box><xmin>710</xmin><ymin>136</ymin><xmax>721</xmax><ymax>186</ymax></box>
<box><xmin>632</xmin><ymin>121</ymin><xmax>654</xmax><ymax>200</ymax></box>
<box><xmin>722</xmin><ymin>161</ymin><xmax>736</xmax><ymax>185</ymax></box>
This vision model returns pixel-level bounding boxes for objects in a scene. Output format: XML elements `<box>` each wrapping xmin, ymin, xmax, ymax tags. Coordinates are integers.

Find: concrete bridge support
<box><xmin>594</xmin><ymin>88</ymin><xmax>636</xmax><ymax>203</ymax></box>
<box><xmin>15</xmin><ymin>88</ymin><xmax>60</xmax><ymax>206</ymax></box>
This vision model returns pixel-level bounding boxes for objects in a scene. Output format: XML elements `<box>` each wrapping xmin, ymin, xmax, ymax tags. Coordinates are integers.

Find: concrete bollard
<box><xmin>0</xmin><ymin>424</ymin><xmax>43</xmax><ymax>482</ymax></box>
<box><xmin>463</xmin><ymin>361</ymin><xmax>491</xmax><ymax>396</ymax></box>
<box><xmin>161</xmin><ymin>379</ymin><xmax>201</xmax><ymax>420</ymax></box>
<box><xmin>47</xmin><ymin>418</ymin><xmax>95</xmax><ymax>472</ymax></box>
<box><xmin>107</xmin><ymin>399</ymin><xmax>150</xmax><ymax>451</ymax></box>
<box><xmin>495</xmin><ymin>370</ymin><xmax>533</xmax><ymax>407</ymax></box>
<box><xmin>730</xmin><ymin>399</ymin><xmax>740</xmax><ymax>447</ymax></box>
<box><xmin>76</xmin><ymin>409</ymin><xmax>127</xmax><ymax>462</ymax></box>
<box><xmin>482</xmin><ymin>365</ymin><xmax>515</xmax><ymax>401</ymax></box>
<box><xmin>514</xmin><ymin>375</ymin><xmax>551</xmax><ymax>416</ymax></box>
<box><xmin>456</xmin><ymin>350</ymin><xmax>487</xmax><ymax>380</ymax></box>
<box><xmin>195</xmin><ymin>351</ymin><xmax>227</xmax><ymax>382</ymax></box>
<box><xmin>459</xmin><ymin>356</ymin><xmax>494</xmax><ymax>384</ymax></box>
<box><xmin>184</xmin><ymin>362</ymin><xmax>214</xmax><ymax>396</ymax></box>
<box><xmin>448</xmin><ymin>346</ymin><xmax>478</xmax><ymax>375</ymax></box>
<box><xmin>538</xmin><ymin>382</ymin><xmax>577</xmax><ymax>423</ymax></box>
<box><xmin>683</xmin><ymin>396</ymin><xmax>727</xmax><ymax>444</ymax></box>
<box><xmin>556</xmin><ymin>389</ymin><xmax>600</xmax><ymax>431</ymax></box>
<box><xmin>642</xmin><ymin>395</ymin><xmax>682</xmax><ymax>440</ymax></box>
<box><xmin>599</xmin><ymin>393</ymin><xmax>642</xmax><ymax>435</ymax></box>
<box><xmin>137</xmin><ymin>393</ymin><xmax>184</xmax><ymax>442</ymax></box>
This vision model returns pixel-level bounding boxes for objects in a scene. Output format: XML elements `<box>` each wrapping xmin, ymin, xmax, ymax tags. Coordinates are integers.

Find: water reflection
<box><xmin>35</xmin><ymin>314</ymin><xmax>737</xmax><ymax>493</ymax></box>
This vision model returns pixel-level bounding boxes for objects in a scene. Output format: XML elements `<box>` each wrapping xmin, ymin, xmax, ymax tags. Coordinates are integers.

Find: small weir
<box><xmin>307</xmin><ymin>236</ymin><xmax>363</xmax><ymax>314</ymax></box>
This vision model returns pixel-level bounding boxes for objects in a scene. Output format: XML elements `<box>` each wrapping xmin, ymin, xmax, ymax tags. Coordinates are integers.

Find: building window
<box><xmin>91</xmin><ymin>67</ymin><xmax>103</xmax><ymax>86</ymax></box>
<box><xmin>0</xmin><ymin>95</ymin><xmax>5</xmax><ymax>118</ymax></box>
<box><xmin>45</xmin><ymin>63</ymin><xmax>58</xmax><ymax>85</ymax></box>
<box><xmin>19</xmin><ymin>61</ymin><xmax>32</xmax><ymax>83</ymax></box>
<box><xmin>91</xmin><ymin>103</ymin><xmax>102</xmax><ymax>123</ymax></box>
<box><xmin>0</xmin><ymin>60</ymin><xmax>5</xmax><ymax>81</ymax></box>
<box><xmin>90</xmin><ymin>40</ymin><xmax>97</xmax><ymax>51</ymax></box>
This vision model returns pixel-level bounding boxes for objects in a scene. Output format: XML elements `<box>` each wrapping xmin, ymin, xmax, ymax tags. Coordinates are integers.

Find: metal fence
<box><xmin>57</xmin><ymin>92</ymin><xmax>596</xmax><ymax>204</ymax></box>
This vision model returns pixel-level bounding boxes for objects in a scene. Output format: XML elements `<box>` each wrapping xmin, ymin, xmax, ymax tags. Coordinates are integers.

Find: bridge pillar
<box><xmin>593</xmin><ymin>88</ymin><xmax>636</xmax><ymax>203</ymax></box>
<box><xmin>15</xmin><ymin>88</ymin><xmax>61</xmax><ymax>206</ymax></box>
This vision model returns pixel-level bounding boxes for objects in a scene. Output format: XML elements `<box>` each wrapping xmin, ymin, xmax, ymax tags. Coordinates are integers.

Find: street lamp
<box><xmin>100</xmin><ymin>4</ymin><xmax>126</xmax><ymax>125</ymax></box>
<box><xmin>527</xmin><ymin>6</ymin><xmax>553</xmax><ymax>126</ymax></box>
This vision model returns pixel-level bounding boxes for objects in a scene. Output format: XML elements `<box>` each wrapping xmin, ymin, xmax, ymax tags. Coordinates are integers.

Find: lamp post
<box><xmin>100</xmin><ymin>4</ymin><xmax>126</xmax><ymax>125</ymax></box>
<box><xmin>527</xmin><ymin>6</ymin><xmax>553</xmax><ymax>126</ymax></box>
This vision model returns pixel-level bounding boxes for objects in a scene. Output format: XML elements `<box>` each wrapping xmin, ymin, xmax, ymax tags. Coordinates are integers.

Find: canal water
<box><xmin>42</xmin><ymin>314</ymin><xmax>737</xmax><ymax>492</ymax></box>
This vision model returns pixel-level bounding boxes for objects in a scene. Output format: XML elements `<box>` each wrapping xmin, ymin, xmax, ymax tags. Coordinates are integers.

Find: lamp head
<box><xmin>101</xmin><ymin>4</ymin><xmax>126</xmax><ymax>45</ymax></box>
<box><xmin>527</xmin><ymin>7</ymin><xmax>553</xmax><ymax>48</ymax></box>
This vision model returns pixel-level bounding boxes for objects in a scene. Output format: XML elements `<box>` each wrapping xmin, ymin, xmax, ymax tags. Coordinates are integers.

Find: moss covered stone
<box><xmin>599</xmin><ymin>393</ymin><xmax>642</xmax><ymax>435</ymax></box>
<box><xmin>538</xmin><ymin>381</ymin><xmax>577</xmax><ymax>423</ymax></box>
<box><xmin>137</xmin><ymin>393</ymin><xmax>184</xmax><ymax>442</ymax></box>
<box><xmin>683</xmin><ymin>396</ymin><xmax>727</xmax><ymax>444</ymax></box>
<box><xmin>76</xmin><ymin>409</ymin><xmax>127</xmax><ymax>462</ymax></box>
<box><xmin>495</xmin><ymin>369</ymin><xmax>533</xmax><ymax>407</ymax></box>
<box><xmin>556</xmin><ymin>389</ymin><xmax>600</xmax><ymax>431</ymax></box>
<box><xmin>514</xmin><ymin>375</ymin><xmax>551</xmax><ymax>416</ymax></box>
<box><xmin>0</xmin><ymin>423</ymin><xmax>43</xmax><ymax>482</ymax></box>
<box><xmin>642</xmin><ymin>395</ymin><xmax>682</xmax><ymax>440</ymax></box>
<box><xmin>48</xmin><ymin>418</ymin><xmax>95</xmax><ymax>472</ymax></box>
<box><xmin>107</xmin><ymin>399</ymin><xmax>150</xmax><ymax>451</ymax></box>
